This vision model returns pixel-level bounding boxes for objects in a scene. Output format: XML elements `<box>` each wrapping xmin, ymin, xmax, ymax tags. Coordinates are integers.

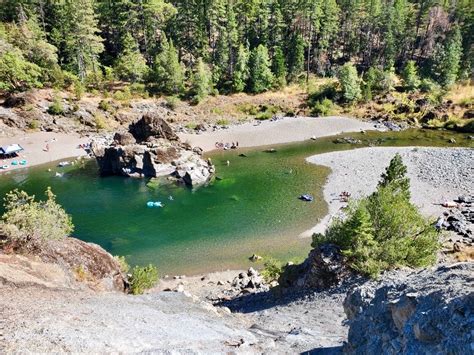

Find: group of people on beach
<box><xmin>215</xmin><ymin>141</ymin><xmax>239</xmax><ymax>150</ymax></box>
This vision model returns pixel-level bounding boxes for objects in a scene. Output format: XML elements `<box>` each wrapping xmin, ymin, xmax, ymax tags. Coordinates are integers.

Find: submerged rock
<box><xmin>91</xmin><ymin>113</ymin><xmax>214</xmax><ymax>187</ymax></box>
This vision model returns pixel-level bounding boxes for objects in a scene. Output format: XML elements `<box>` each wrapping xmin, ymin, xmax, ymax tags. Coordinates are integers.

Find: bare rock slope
<box><xmin>344</xmin><ymin>262</ymin><xmax>474</xmax><ymax>354</ymax></box>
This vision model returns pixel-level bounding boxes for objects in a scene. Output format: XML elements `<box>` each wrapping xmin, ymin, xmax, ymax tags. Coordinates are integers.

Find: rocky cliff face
<box><xmin>91</xmin><ymin>113</ymin><xmax>214</xmax><ymax>186</ymax></box>
<box><xmin>343</xmin><ymin>262</ymin><xmax>474</xmax><ymax>354</ymax></box>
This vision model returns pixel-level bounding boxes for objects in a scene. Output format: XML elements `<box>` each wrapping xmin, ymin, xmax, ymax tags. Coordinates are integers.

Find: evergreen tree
<box><xmin>401</xmin><ymin>60</ymin><xmax>420</xmax><ymax>92</ymax></box>
<box><xmin>377</xmin><ymin>153</ymin><xmax>410</xmax><ymax>199</ymax></box>
<box><xmin>272</xmin><ymin>46</ymin><xmax>286</xmax><ymax>88</ymax></box>
<box><xmin>338</xmin><ymin>63</ymin><xmax>361</xmax><ymax>102</ymax></box>
<box><xmin>432</xmin><ymin>26</ymin><xmax>463</xmax><ymax>88</ymax></box>
<box><xmin>232</xmin><ymin>43</ymin><xmax>249</xmax><ymax>93</ymax></box>
<box><xmin>190</xmin><ymin>57</ymin><xmax>212</xmax><ymax>103</ymax></box>
<box><xmin>248</xmin><ymin>44</ymin><xmax>273</xmax><ymax>93</ymax></box>
<box><xmin>62</xmin><ymin>0</ymin><xmax>104</xmax><ymax>82</ymax></box>
<box><xmin>114</xmin><ymin>33</ymin><xmax>149</xmax><ymax>82</ymax></box>
<box><xmin>153</xmin><ymin>36</ymin><xmax>184</xmax><ymax>94</ymax></box>
<box><xmin>287</xmin><ymin>34</ymin><xmax>304</xmax><ymax>82</ymax></box>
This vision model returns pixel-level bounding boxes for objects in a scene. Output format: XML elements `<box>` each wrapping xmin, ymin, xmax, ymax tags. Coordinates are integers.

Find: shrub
<box><xmin>165</xmin><ymin>95</ymin><xmax>180</xmax><ymax>110</ymax></box>
<box><xmin>260</xmin><ymin>257</ymin><xmax>283</xmax><ymax>283</ymax></box>
<box><xmin>216</xmin><ymin>118</ymin><xmax>229</xmax><ymax>126</ymax></box>
<box><xmin>98</xmin><ymin>99</ymin><xmax>112</xmax><ymax>112</ymax></box>
<box><xmin>28</xmin><ymin>119</ymin><xmax>40</xmax><ymax>130</ymax></box>
<box><xmin>311</xmin><ymin>98</ymin><xmax>333</xmax><ymax>116</ymax></box>
<box><xmin>94</xmin><ymin>113</ymin><xmax>108</xmax><ymax>130</ymax></box>
<box><xmin>1</xmin><ymin>188</ymin><xmax>74</xmax><ymax>251</ymax></box>
<box><xmin>312</xmin><ymin>155</ymin><xmax>438</xmax><ymax>278</ymax></box>
<box><xmin>47</xmin><ymin>97</ymin><xmax>65</xmax><ymax>115</ymax></box>
<box><xmin>114</xmin><ymin>255</ymin><xmax>130</xmax><ymax>274</ymax></box>
<box><xmin>129</xmin><ymin>264</ymin><xmax>158</xmax><ymax>295</ymax></box>
<box><xmin>308</xmin><ymin>83</ymin><xmax>338</xmax><ymax>105</ymax></box>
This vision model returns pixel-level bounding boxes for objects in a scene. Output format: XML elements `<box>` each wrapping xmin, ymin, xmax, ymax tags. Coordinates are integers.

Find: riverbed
<box><xmin>0</xmin><ymin>129</ymin><xmax>472</xmax><ymax>274</ymax></box>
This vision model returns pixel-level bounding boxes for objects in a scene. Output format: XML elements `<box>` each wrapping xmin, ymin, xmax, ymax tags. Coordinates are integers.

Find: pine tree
<box><xmin>378</xmin><ymin>153</ymin><xmax>410</xmax><ymax>199</ymax></box>
<box><xmin>338</xmin><ymin>63</ymin><xmax>361</xmax><ymax>102</ymax></box>
<box><xmin>190</xmin><ymin>57</ymin><xmax>212</xmax><ymax>103</ymax></box>
<box><xmin>272</xmin><ymin>46</ymin><xmax>286</xmax><ymax>88</ymax></box>
<box><xmin>248</xmin><ymin>44</ymin><xmax>273</xmax><ymax>93</ymax></box>
<box><xmin>232</xmin><ymin>43</ymin><xmax>250</xmax><ymax>93</ymax></box>
<box><xmin>401</xmin><ymin>60</ymin><xmax>420</xmax><ymax>92</ymax></box>
<box><xmin>62</xmin><ymin>0</ymin><xmax>104</xmax><ymax>82</ymax></box>
<box><xmin>114</xmin><ymin>33</ymin><xmax>149</xmax><ymax>83</ymax></box>
<box><xmin>287</xmin><ymin>34</ymin><xmax>304</xmax><ymax>82</ymax></box>
<box><xmin>153</xmin><ymin>36</ymin><xmax>184</xmax><ymax>94</ymax></box>
<box><xmin>432</xmin><ymin>26</ymin><xmax>463</xmax><ymax>88</ymax></box>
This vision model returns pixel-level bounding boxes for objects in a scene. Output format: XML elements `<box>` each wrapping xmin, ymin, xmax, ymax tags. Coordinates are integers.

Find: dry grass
<box><xmin>454</xmin><ymin>246</ymin><xmax>474</xmax><ymax>262</ymax></box>
<box><xmin>445</xmin><ymin>83</ymin><xmax>474</xmax><ymax>107</ymax></box>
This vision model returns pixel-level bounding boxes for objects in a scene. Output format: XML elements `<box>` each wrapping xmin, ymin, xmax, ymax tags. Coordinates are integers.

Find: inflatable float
<box><xmin>147</xmin><ymin>201</ymin><xmax>163</xmax><ymax>208</ymax></box>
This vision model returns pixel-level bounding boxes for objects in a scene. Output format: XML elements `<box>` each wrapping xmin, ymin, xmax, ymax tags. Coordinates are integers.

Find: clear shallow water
<box><xmin>0</xmin><ymin>129</ymin><xmax>472</xmax><ymax>274</ymax></box>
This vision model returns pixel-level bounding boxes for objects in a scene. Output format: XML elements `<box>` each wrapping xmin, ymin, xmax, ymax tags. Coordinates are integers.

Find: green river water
<box><xmin>0</xmin><ymin>129</ymin><xmax>472</xmax><ymax>275</ymax></box>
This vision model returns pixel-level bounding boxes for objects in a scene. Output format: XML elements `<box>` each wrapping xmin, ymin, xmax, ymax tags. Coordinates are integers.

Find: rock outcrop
<box><xmin>91</xmin><ymin>113</ymin><xmax>214</xmax><ymax>186</ymax></box>
<box><xmin>0</xmin><ymin>237</ymin><xmax>126</xmax><ymax>292</ymax></box>
<box><xmin>279</xmin><ymin>243</ymin><xmax>353</xmax><ymax>290</ymax></box>
<box><xmin>343</xmin><ymin>262</ymin><xmax>474</xmax><ymax>354</ymax></box>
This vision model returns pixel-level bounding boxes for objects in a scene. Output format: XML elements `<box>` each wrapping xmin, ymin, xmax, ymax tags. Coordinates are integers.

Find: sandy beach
<box><xmin>0</xmin><ymin>132</ymin><xmax>90</xmax><ymax>173</ymax></box>
<box><xmin>179</xmin><ymin>116</ymin><xmax>378</xmax><ymax>152</ymax></box>
<box><xmin>301</xmin><ymin>147</ymin><xmax>473</xmax><ymax>237</ymax></box>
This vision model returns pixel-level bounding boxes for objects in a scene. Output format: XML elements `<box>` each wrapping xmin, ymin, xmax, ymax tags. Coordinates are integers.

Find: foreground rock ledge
<box><xmin>343</xmin><ymin>262</ymin><xmax>474</xmax><ymax>354</ymax></box>
<box><xmin>91</xmin><ymin>113</ymin><xmax>215</xmax><ymax>187</ymax></box>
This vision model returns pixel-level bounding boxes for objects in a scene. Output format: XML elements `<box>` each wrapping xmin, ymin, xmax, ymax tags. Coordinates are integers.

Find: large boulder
<box><xmin>343</xmin><ymin>262</ymin><xmax>474</xmax><ymax>354</ymax></box>
<box><xmin>92</xmin><ymin>114</ymin><xmax>214</xmax><ymax>186</ymax></box>
<box><xmin>279</xmin><ymin>243</ymin><xmax>352</xmax><ymax>290</ymax></box>
<box><xmin>36</xmin><ymin>237</ymin><xmax>127</xmax><ymax>292</ymax></box>
<box><xmin>129</xmin><ymin>113</ymin><xmax>178</xmax><ymax>142</ymax></box>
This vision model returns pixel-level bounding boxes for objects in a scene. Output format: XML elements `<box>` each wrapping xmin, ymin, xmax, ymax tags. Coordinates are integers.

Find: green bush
<box><xmin>216</xmin><ymin>118</ymin><xmax>229</xmax><ymax>126</ymax></box>
<box><xmin>114</xmin><ymin>255</ymin><xmax>130</xmax><ymax>273</ymax></box>
<box><xmin>47</xmin><ymin>97</ymin><xmax>65</xmax><ymax>115</ymax></box>
<box><xmin>312</xmin><ymin>155</ymin><xmax>438</xmax><ymax>278</ymax></box>
<box><xmin>129</xmin><ymin>264</ymin><xmax>158</xmax><ymax>295</ymax></box>
<box><xmin>308</xmin><ymin>83</ymin><xmax>338</xmax><ymax>105</ymax></box>
<box><xmin>94</xmin><ymin>113</ymin><xmax>108</xmax><ymax>130</ymax></box>
<box><xmin>311</xmin><ymin>98</ymin><xmax>333</xmax><ymax>116</ymax></box>
<box><xmin>1</xmin><ymin>188</ymin><xmax>74</xmax><ymax>250</ymax></box>
<box><xmin>98</xmin><ymin>99</ymin><xmax>112</xmax><ymax>112</ymax></box>
<box><xmin>28</xmin><ymin>119</ymin><xmax>40</xmax><ymax>130</ymax></box>
<box><xmin>165</xmin><ymin>95</ymin><xmax>180</xmax><ymax>110</ymax></box>
<box><xmin>260</xmin><ymin>257</ymin><xmax>283</xmax><ymax>283</ymax></box>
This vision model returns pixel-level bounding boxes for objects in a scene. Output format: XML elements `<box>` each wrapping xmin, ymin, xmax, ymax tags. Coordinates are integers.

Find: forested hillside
<box><xmin>0</xmin><ymin>0</ymin><xmax>472</xmax><ymax>102</ymax></box>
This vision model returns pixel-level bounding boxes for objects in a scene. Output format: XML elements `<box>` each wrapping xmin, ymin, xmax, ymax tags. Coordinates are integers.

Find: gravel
<box><xmin>302</xmin><ymin>147</ymin><xmax>473</xmax><ymax>236</ymax></box>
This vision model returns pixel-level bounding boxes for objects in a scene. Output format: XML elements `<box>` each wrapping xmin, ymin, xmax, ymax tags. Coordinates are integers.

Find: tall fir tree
<box><xmin>287</xmin><ymin>34</ymin><xmax>304</xmax><ymax>83</ymax></box>
<box><xmin>271</xmin><ymin>46</ymin><xmax>286</xmax><ymax>88</ymax></box>
<box><xmin>248</xmin><ymin>44</ymin><xmax>273</xmax><ymax>93</ymax></box>
<box><xmin>432</xmin><ymin>26</ymin><xmax>463</xmax><ymax>87</ymax></box>
<box><xmin>190</xmin><ymin>57</ymin><xmax>213</xmax><ymax>103</ymax></box>
<box><xmin>153</xmin><ymin>36</ymin><xmax>184</xmax><ymax>94</ymax></box>
<box><xmin>232</xmin><ymin>43</ymin><xmax>249</xmax><ymax>93</ymax></box>
<box><xmin>114</xmin><ymin>33</ymin><xmax>149</xmax><ymax>82</ymax></box>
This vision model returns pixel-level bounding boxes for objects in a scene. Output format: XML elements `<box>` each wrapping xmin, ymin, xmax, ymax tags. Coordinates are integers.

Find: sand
<box><xmin>301</xmin><ymin>147</ymin><xmax>473</xmax><ymax>237</ymax></box>
<box><xmin>179</xmin><ymin>116</ymin><xmax>378</xmax><ymax>152</ymax></box>
<box><xmin>0</xmin><ymin>132</ymin><xmax>90</xmax><ymax>173</ymax></box>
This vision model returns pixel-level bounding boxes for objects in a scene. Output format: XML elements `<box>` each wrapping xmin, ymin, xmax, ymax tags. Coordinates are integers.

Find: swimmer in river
<box><xmin>226</xmin><ymin>160</ymin><xmax>230</xmax><ymax>166</ymax></box>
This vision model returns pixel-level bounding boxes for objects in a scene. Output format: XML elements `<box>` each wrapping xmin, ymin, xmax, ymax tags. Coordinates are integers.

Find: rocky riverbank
<box><xmin>303</xmin><ymin>147</ymin><xmax>473</xmax><ymax>240</ymax></box>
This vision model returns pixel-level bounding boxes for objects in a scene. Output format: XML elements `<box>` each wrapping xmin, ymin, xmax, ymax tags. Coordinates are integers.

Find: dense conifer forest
<box><xmin>0</xmin><ymin>0</ymin><xmax>472</xmax><ymax>102</ymax></box>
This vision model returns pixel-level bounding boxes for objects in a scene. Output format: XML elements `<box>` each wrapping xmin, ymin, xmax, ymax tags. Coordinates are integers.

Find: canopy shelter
<box><xmin>0</xmin><ymin>144</ymin><xmax>24</xmax><ymax>158</ymax></box>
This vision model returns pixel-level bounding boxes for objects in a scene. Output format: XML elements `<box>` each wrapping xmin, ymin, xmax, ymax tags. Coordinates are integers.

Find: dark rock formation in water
<box><xmin>343</xmin><ymin>262</ymin><xmax>474</xmax><ymax>354</ymax></box>
<box><xmin>91</xmin><ymin>113</ymin><xmax>214</xmax><ymax>186</ymax></box>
